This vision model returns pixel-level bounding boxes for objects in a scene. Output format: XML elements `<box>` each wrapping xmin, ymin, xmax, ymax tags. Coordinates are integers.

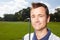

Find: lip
<box><xmin>34</xmin><ymin>23</ymin><xmax>41</xmax><ymax>26</ymax></box>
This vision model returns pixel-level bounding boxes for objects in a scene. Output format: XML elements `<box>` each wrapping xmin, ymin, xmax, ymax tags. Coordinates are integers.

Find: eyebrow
<box><xmin>38</xmin><ymin>14</ymin><xmax>44</xmax><ymax>15</ymax></box>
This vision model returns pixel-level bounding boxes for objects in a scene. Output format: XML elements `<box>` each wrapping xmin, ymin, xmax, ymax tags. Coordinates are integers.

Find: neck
<box><xmin>35</xmin><ymin>28</ymin><xmax>48</xmax><ymax>40</ymax></box>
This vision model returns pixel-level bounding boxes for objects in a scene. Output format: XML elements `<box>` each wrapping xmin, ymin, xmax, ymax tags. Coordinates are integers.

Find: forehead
<box><xmin>30</xmin><ymin>7</ymin><xmax>46</xmax><ymax>15</ymax></box>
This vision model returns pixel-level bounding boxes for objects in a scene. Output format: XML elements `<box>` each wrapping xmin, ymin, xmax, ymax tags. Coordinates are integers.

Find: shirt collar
<box><xmin>33</xmin><ymin>29</ymin><xmax>51</xmax><ymax>40</ymax></box>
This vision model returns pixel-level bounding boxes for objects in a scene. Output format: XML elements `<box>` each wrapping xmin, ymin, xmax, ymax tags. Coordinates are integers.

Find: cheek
<box><xmin>31</xmin><ymin>18</ymin><xmax>36</xmax><ymax>26</ymax></box>
<box><xmin>39</xmin><ymin>17</ymin><xmax>47</xmax><ymax>23</ymax></box>
<box><xmin>31</xmin><ymin>18</ymin><xmax>34</xmax><ymax>23</ymax></box>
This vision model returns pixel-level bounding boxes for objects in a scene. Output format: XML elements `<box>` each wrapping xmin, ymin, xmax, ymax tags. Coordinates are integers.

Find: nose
<box><xmin>35</xmin><ymin>17</ymin><xmax>40</xmax><ymax>23</ymax></box>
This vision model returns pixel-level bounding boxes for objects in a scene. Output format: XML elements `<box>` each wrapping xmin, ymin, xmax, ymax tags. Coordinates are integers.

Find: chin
<box><xmin>34</xmin><ymin>27</ymin><xmax>41</xmax><ymax>31</ymax></box>
<box><xmin>33</xmin><ymin>25</ymin><xmax>40</xmax><ymax>29</ymax></box>
<box><xmin>34</xmin><ymin>27</ymin><xmax>45</xmax><ymax>31</ymax></box>
<box><xmin>35</xmin><ymin>29</ymin><xmax>41</xmax><ymax>31</ymax></box>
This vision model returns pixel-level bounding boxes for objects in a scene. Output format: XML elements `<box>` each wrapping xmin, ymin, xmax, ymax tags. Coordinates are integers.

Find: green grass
<box><xmin>0</xmin><ymin>21</ymin><xmax>60</xmax><ymax>40</ymax></box>
<box><xmin>0</xmin><ymin>22</ymin><xmax>29</xmax><ymax>40</ymax></box>
<box><xmin>47</xmin><ymin>22</ymin><xmax>60</xmax><ymax>37</ymax></box>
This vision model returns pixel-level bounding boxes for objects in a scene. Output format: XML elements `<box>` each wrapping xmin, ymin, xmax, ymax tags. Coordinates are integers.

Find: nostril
<box><xmin>35</xmin><ymin>20</ymin><xmax>40</xmax><ymax>23</ymax></box>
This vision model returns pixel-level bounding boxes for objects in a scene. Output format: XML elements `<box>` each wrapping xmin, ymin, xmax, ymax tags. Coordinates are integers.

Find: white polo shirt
<box><xmin>23</xmin><ymin>32</ymin><xmax>60</xmax><ymax>40</ymax></box>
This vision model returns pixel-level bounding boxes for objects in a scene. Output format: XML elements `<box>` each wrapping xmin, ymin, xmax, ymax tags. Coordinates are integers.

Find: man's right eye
<box><xmin>31</xmin><ymin>15</ymin><xmax>35</xmax><ymax>18</ymax></box>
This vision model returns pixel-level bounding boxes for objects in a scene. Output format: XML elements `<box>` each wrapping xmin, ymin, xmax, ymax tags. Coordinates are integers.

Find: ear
<box><xmin>47</xmin><ymin>15</ymin><xmax>50</xmax><ymax>23</ymax></box>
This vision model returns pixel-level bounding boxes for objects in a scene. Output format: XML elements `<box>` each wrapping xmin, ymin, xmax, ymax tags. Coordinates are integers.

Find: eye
<box><xmin>39</xmin><ymin>15</ymin><xmax>43</xmax><ymax>17</ymax></box>
<box><xmin>38</xmin><ymin>14</ymin><xmax>43</xmax><ymax>17</ymax></box>
<box><xmin>31</xmin><ymin>15</ymin><xmax>35</xmax><ymax>18</ymax></box>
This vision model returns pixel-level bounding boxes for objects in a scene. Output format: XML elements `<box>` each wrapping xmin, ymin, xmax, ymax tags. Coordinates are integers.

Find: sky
<box><xmin>0</xmin><ymin>0</ymin><xmax>60</xmax><ymax>17</ymax></box>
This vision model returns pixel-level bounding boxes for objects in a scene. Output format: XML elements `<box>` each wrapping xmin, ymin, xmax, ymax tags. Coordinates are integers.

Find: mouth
<box><xmin>35</xmin><ymin>23</ymin><xmax>41</xmax><ymax>26</ymax></box>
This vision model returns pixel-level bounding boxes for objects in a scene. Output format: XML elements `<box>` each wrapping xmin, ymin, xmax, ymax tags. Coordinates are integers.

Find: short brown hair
<box><xmin>31</xmin><ymin>3</ymin><xmax>49</xmax><ymax>16</ymax></box>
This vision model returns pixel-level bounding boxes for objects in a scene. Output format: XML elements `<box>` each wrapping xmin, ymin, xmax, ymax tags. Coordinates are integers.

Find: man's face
<box><xmin>30</xmin><ymin>7</ymin><xmax>50</xmax><ymax>31</ymax></box>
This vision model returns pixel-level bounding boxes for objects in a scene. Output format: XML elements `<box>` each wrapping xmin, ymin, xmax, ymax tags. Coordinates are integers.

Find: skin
<box><xmin>30</xmin><ymin>7</ymin><xmax>50</xmax><ymax>40</ymax></box>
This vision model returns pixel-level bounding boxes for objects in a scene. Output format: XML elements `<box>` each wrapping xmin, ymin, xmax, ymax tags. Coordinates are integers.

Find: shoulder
<box><xmin>49</xmin><ymin>33</ymin><xmax>60</xmax><ymax>40</ymax></box>
<box><xmin>23</xmin><ymin>32</ymin><xmax>34</xmax><ymax>40</ymax></box>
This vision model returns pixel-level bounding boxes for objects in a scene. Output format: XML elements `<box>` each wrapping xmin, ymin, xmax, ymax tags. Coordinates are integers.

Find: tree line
<box><xmin>0</xmin><ymin>7</ymin><xmax>60</xmax><ymax>22</ymax></box>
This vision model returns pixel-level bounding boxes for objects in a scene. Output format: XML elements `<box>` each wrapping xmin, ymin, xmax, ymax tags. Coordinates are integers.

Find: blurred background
<box><xmin>0</xmin><ymin>0</ymin><xmax>60</xmax><ymax>40</ymax></box>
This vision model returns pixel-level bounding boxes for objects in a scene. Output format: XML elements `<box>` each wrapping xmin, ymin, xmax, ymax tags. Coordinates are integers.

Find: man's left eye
<box><xmin>39</xmin><ymin>16</ymin><xmax>43</xmax><ymax>17</ymax></box>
